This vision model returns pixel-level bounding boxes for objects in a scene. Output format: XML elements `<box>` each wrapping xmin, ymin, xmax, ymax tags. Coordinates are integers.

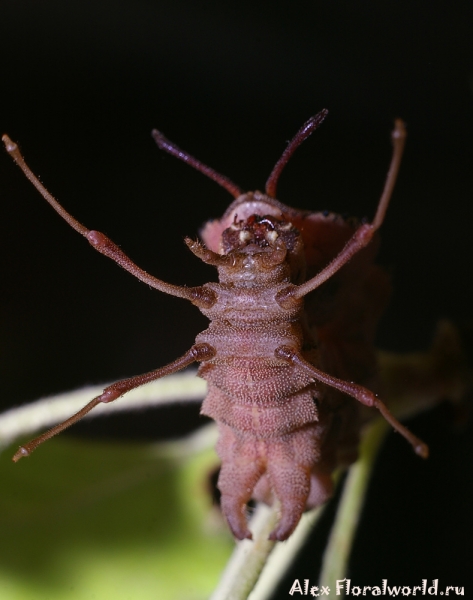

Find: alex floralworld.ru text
<box><xmin>288</xmin><ymin>579</ymin><xmax>464</xmax><ymax>596</ymax></box>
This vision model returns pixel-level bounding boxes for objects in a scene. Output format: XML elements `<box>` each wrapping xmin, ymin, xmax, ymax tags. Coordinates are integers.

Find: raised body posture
<box><xmin>3</xmin><ymin>111</ymin><xmax>427</xmax><ymax>541</ymax></box>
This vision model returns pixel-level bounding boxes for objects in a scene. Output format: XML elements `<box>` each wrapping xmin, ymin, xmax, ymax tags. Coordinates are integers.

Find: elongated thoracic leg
<box><xmin>1</xmin><ymin>135</ymin><xmax>216</xmax><ymax>309</ymax></box>
<box><xmin>276</xmin><ymin>119</ymin><xmax>407</xmax><ymax>308</ymax></box>
<box><xmin>275</xmin><ymin>346</ymin><xmax>429</xmax><ymax>459</ymax></box>
<box><xmin>12</xmin><ymin>343</ymin><xmax>216</xmax><ymax>462</ymax></box>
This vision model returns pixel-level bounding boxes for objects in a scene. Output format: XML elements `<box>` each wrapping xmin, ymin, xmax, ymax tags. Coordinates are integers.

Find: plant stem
<box><xmin>318</xmin><ymin>419</ymin><xmax>389</xmax><ymax>598</ymax></box>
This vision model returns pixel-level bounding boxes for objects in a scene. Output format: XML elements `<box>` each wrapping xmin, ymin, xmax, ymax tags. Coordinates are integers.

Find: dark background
<box><xmin>1</xmin><ymin>0</ymin><xmax>472</xmax><ymax>595</ymax></box>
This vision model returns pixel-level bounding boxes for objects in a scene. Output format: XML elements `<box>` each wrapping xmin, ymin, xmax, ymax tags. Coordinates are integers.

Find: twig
<box><xmin>318</xmin><ymin>420</ymin><xmax>389</xmax><ymax>599</ymax></box>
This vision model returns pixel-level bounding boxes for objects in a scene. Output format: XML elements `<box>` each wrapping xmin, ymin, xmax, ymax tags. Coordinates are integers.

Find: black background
<box><xmin>1</xmin><ymin>1</ymin><xmax>472</xmax><ymax>596</ymax></box>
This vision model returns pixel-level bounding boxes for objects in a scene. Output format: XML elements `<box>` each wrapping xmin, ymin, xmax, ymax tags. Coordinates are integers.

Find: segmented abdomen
<box><xmin>197</xmin><ymin>316</ymin><xmax>319</xmax><ymax>436</ymax></box>
<box><xmin>196</xmin><ymin>316</ymin><xmax>330</xmax><ymax>540</ymax></box>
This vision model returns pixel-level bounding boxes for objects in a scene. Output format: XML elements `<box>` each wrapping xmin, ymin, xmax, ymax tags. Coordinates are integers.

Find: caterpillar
<box><xmin>3</xmin><ymin>110</ymin><xmax>427</xmax><ymax>541</ymax></box>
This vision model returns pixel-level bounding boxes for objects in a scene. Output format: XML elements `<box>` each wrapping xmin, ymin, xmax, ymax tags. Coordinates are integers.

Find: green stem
<box><xmin>210</xmin><ymin>502</ymin><xmax>326</xmax><ymax>600</ymax></box>
<box><xmin>319</xmin><ymin>419</ymin><xmax>389</xmax><ymax>598</ymax></box>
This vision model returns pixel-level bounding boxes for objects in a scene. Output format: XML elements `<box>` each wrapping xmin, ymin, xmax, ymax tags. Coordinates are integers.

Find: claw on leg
<box><xmin>265</xmin><ymin>427</ymin><xmax>319</xmax><ymax>541</ymax></box>
<box><xmin>216</xmin><ymin>425</ymin><xmax>265</xmax><ymax>540</ymax></box>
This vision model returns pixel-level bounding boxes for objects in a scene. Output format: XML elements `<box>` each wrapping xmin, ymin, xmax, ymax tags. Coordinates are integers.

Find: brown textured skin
<box><xmin>196</xmin><ymin>191</ymin><xmax>390</xmax><ymax>541</ymax></box>
<box><xmin>4</xmin><ymin>121</ymin><xmax>409</xmax><ymax>538</ymax></box>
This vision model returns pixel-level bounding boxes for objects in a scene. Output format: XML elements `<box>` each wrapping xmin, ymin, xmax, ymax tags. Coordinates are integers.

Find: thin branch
<box><xmin>318</xmin><ymin>419</ymin><xmax>389</xmax><ymax>599</ymax></box>
<box><xmin>209</xmin><ymin>503</ymin><xmax>280</xmax><ymax>600</ymax></box>
<box><xmin>249</xmin><ymin>503</ymin><xmax>328</xmax><ymax>600</ymax></box>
